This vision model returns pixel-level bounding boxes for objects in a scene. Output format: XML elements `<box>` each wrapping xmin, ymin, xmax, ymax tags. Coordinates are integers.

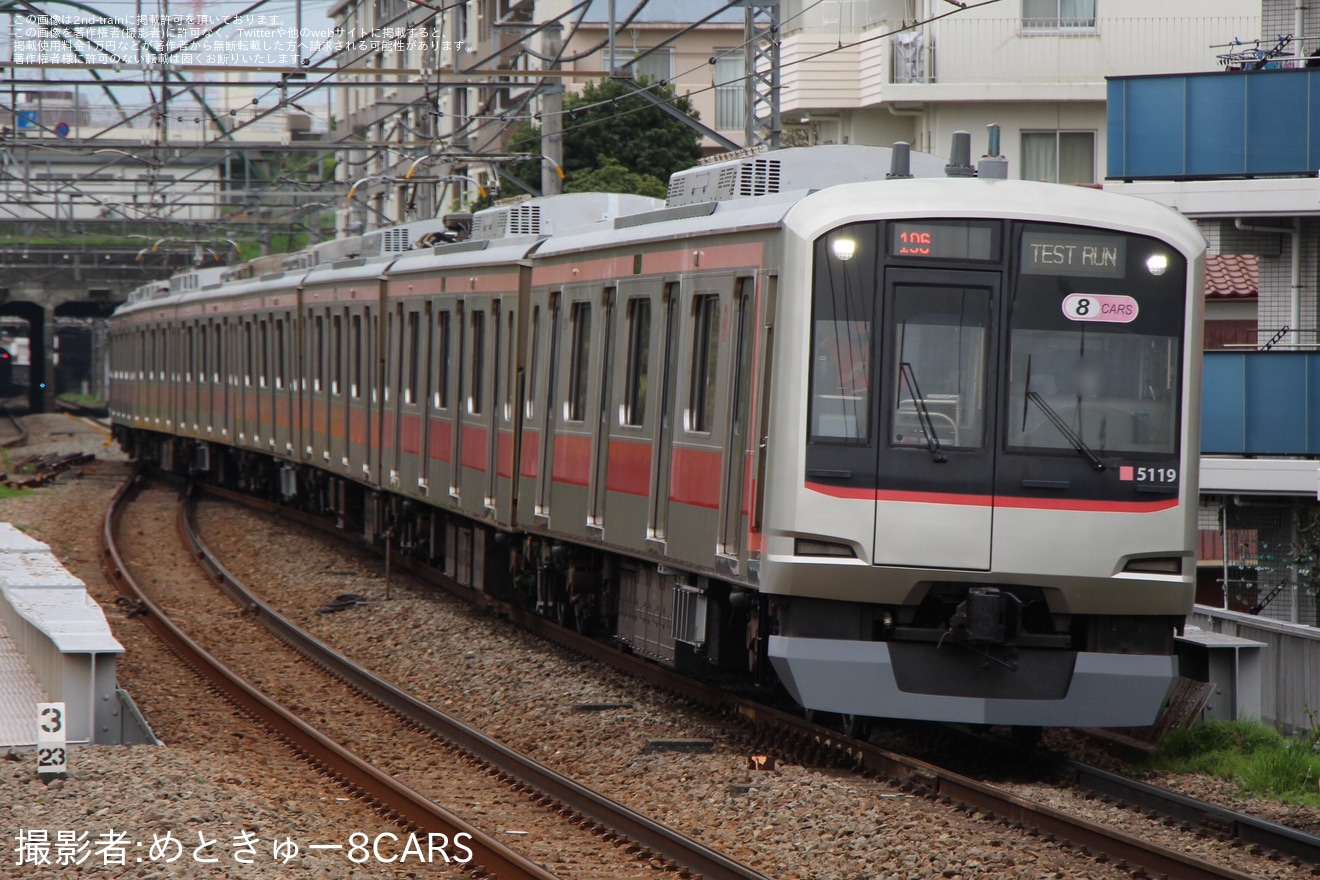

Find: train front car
<box><xmin>762</xmin><ymin>178</ymin><xmax>1205</xmax><ymax>728</ymax></box>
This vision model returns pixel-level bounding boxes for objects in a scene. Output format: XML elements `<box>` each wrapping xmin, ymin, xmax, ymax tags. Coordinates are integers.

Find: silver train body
<box><xmin>109</xmin><ymin>144</ymin><xmax>1205</xmax><ymax>728</ymax></box>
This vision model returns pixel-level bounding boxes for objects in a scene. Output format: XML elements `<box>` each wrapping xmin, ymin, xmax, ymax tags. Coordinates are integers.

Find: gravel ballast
<box><xmin>1</xmin><ymin>413</ymin><xmax>1316</xmax><ymax>879</ymax></box>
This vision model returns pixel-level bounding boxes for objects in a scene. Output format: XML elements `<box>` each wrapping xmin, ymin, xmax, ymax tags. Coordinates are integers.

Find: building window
<box><xmin>1022</xmin><ymin>0</ymin><xmax>1096</xmax><ymax>31</ymax></box>
<box><xmin>714</xmin><ymin>50</ymin><xmax>745</xmax><ymax>131</ymax></box>
<box><xmin>1021</xmin><ymin>131</ymin><xmax>1095</xmax><ymax>184</ymax></box>
<box><xmin>611</xmin><ymin>46</ymin><xmax>674</xmax><ymax>83</ymax></box>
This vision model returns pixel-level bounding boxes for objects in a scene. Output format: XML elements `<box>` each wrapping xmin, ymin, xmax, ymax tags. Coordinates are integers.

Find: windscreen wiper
<box><xmin>899</xmin><ymin>361</ymin><xmax>947</xmax><ymax>463</ymax></box>
<box><xmin>1023</xmin><ymin>356</ymin><xmax>1105</xmax><ymax>471</ymax></box>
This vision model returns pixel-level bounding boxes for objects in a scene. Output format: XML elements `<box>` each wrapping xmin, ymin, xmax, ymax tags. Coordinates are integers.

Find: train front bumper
<box><xmin>768</xmin><ymin>635</ymin><xmax>1177</xmax><ymax>727</ymax></box>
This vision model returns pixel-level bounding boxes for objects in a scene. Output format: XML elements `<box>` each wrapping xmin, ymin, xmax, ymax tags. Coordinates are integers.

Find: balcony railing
<box><xmin>1203</xmin><ymin>351</ymin><xmax>1320</xmax><ymax>455</ymax></box>
<box><xmin>1108</xmin><ymin>67</ymin><xmax>1320</xmax><ymax>179</ymax></box>
<box><xmin>875</xmin><ymin>15</ymin><xmax>1258</xmax><ymax>86</ymax></box>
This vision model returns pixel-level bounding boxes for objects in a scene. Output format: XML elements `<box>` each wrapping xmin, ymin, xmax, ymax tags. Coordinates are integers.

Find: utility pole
<box><xmin>542</xmin><ymin>23</ymin><xmax>563</xmax><ymax>196</ymax></box>
<box><xmin>743</xmin><ymin>2</ymin><xmax>781</xmax><ymax>150</ymax></box>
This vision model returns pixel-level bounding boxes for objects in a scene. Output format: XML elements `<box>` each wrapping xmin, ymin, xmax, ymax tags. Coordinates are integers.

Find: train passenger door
<box><xmin>588</xmin><ymin>288</ymin><xmax>615</xmax><ymax>529</ymax></box>
<box><xmin>485</xmin><ymin>299</ymin><xmax>502</xmax><ymax>510</ymax></box>
<box><xmin>648</xmin><ymin>283</ymin><xmax>679</xmax><ymax>543</ymax></box>
<box><xmin>873</xmin><ymin>268</ymin><xmax>999</xmax><ymax>570</ymax></box>
<box><xmin>273</xmin><ymin>313</ymin><xmax>294</xmax><ymax>459</ymax></box>
<box><xmin>719</xmin><ymin>278</ymin><xmax>756</xmax><ymax>561</ymax></box>
<box><xmin>535</xmin><ymin>294</ymin><xmax>561</xmax><ymax>518</ymax></box>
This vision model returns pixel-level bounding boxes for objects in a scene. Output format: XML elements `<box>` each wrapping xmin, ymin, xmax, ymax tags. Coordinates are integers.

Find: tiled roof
<box><xmin>1205</xmin><ymin>254</ymin><xmax>1258</xmax><ymax>299</ymax></box>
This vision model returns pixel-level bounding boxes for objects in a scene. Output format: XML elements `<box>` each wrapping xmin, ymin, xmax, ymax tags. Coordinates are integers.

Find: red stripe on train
<box><xmin>552</xmin><ymin>433</ymin><xmax>592</xmax><ymax>486</ymax></box>
<box><xmin>461</xmin><ymin>425</ymin><xmax>488</xmax><ymax>471</ymax></box>
<box><xmin>670</xmin><ymin>447</ymin><xmax>722</xmax><ymax>509</ymax></box>
<box><xmin>804</xmin><ymin>482</ymin><xmax>1178</xmax><ymax>513</ymax></box>
<box><xmin>606</xmin><ymin>438</ymin><xmax>651</xmax><ymax>496</ymax></box>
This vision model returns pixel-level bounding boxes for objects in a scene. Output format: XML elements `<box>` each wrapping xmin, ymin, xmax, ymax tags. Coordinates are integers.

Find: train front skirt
<box><xmin>768</xmin><ymin>635</ymin><xmax>1177</xmax><ymax>727</ymax></box>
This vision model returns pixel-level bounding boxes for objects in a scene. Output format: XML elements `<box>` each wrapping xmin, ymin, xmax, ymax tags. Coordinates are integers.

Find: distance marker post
<box><xmin>36</xmin><ymin>702</ymin><xmax>67</xmax><ymax>778</ymax></box>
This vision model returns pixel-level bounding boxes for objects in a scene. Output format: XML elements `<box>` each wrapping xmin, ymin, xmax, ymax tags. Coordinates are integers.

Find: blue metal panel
<box><xmin>1202</xmin><ymin>353</ymin><xmax>1245</xmax><ymax>453</ymax></box>
<box><xmin>1308</xmin><ymin>357</ymin><xmax>1320</xmax><ymax>451</ymax></box>
<box><xmin>1245</xmin><ymin>73</ymin><xmax>1310</xmax><ymax>173</ymax></box>
<box><xmin>1245</xmin><ymin>353</ymin><xmax>1308</xmax><ymax>452</ymax></box>
<box><xmin>1108</xmin><ymin>69</ymin><xmax>1320</xmax><ymax>179</ymax></box>
<box><xmin>1202</xmin><ymin>352</ymin><xmax>1320</xmax><ymax>455</ymax></box>
<box><xmin>1106</xmin><ymin>80</ymin><xmax>1126</xmax><ymax>178</ymax></box>
<box><xmin>1187</xmin><ymin>76</ymin><xmax>1245</xmax><ymax>176</ymax></box>
<box><xmin>1310</xmin><ymin>77</ymin><xmax>1320</xmax><ymax>171</ymax></box>
<box><xmin>1125</xmin><ymin>78</ymin><xmax>1186</xmax><ymax>178</ymax></box>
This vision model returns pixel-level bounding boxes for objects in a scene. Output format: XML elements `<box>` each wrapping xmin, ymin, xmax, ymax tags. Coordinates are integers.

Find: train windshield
<box><xmin>1006</xmin><ymin>330</ymin><xmax>1179</xmax><ymax>456</ymax></box>
<box><xmin>1005</xmin><ymin>224</ymin><xmax>1186</xmax><ymax>457</ymax></box>
<box><xmin>806</xmin><ymin>220</ymin><xmax>1187</xmax><ymax>460</ymax></box>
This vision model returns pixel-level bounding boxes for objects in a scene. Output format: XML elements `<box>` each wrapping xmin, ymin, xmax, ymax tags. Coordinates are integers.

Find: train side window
<box><xmin>405</xmin><ymin>311</ymin><xmax>420</xmax><ymax>404</ymax></box>
<box><xmin>332</xmin><ymin>314</ymin><xmax>343</xmax><ymax>396</ymax></box>
<box><xmin>688</xmin><ymin>294</ymin><xmax>719</xmax><ymax>433</ymax></box>
<box><xmin>504</xmin><ymin>309</ymin><xmax>515</xmax><ymax>421</ymax></box>
<box><xmin>469</xmin><ymin>309</ymin><xmax>485</xmax><ymax>415</ymax></box>
<box><xmin>198</xmin><ymin>325</ymin><xmax>207</xmax><ymax>385</ymax></box>
<box><xmin>525</xmin><ymin>306</ymin><xmax>539</xmax><ymax>420</ymax></box>
<box><xmin>809</xmin><ymin>223</ymin><xmax>877</xmax><ymax>443</ymax></box>
<box><xmin>186</xmin><ymin>326</ymin><xmax>195</xmax><ymax>383</ymax></box>
<box><xmin>622</xmin><ymin>297</ymin><xmax>651</xmax><ymax>427</ymax></box>
<box><xmin>567</xmin><ymin>302</ymin><xmax>592</xmax><ymax>422</ymax></box>
<box><xmin>351</xmin><ymin>315</ymin><xmax>362</xmax><ymax>398</ymax></box>
<box><xmin>436</xmin><ymin>310</ymin><xmax>451</xmax><ymax>410</ymax></box>
<box><xmin>313</xmin><ymin>315</ymin><xmax>324</xmax><ymax>392</ymax></box>
<box><xmin>274</xmin><ymin>319</ymin><xmax>285</xmax><ymax>389</ymax></box>
<box><xmin>259</xmin><ymin>320</ymin><xmax>269</xmax><ymax>389</ymax></box>
<box><xmin>244</xmin><ymin>322</ymin><xmax>253</xmax><ymax>387</ymax></box>
<box><xmin>213</xmin><ymin>325</ymin><xmax>222</xmax><ymax>384</ymax></box>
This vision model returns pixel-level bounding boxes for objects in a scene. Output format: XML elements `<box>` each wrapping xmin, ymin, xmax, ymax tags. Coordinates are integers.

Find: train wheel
<box><xmin>841</xmin><ymin>714</ymin><xmax>870</xmax><ymax>740</ymax></box>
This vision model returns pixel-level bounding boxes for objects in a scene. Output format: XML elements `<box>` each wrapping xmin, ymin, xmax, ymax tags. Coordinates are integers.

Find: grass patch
<box><xmin>0</xmin><ymin>485</ymin><xmax>30</xmax><ymax>499</ymax></box>
<box><xmin>1145</xmin><ymin>719</ymin><xmax>1320</xmax><ymax>806</ymax></box>
<box><xmin>57</xmin><ymin>392</ymin><xmax>106</xmax><ymax>408</ymax></box>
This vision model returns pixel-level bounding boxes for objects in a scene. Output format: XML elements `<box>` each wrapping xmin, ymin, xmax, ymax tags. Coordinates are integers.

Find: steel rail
<box><xmin>181</xmin><ymin>487</ymin><xmax>772</xmax><ymax>880</ymax></box>
<box><xmin>99</xmin><ymin>474</ymin><xmax>560</xmax><ymax>880</ymax></box>
<box><xmin>0</xmin><ymin>403</ymin><xmax>27</xmax><ymax>448</ymax></box>
<box><xmin>194</xmin><ymin>482</ymin><xmax>1293</xmax><ymax>880</ymax></box>
<box><xmin>1064</xmin><ymin>759</ymin><xmax>1320</xmax><ymax>865</ymax></box>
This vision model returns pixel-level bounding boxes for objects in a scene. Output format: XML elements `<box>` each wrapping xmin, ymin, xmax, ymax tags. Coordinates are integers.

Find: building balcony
<box><xmin>1109</xmin><ymin>68</ymin><xmax>1320</xmax><ymax>180</ymax></box>
<box><xmin>780</xmin><ymin>15</ymin><xmax>1255</xmax><ymax>111</ymax></box>
<box><xmin>1203</xmin><ymin>351</ymin><xmax>1320</xmax><ymax>456</ymax></box>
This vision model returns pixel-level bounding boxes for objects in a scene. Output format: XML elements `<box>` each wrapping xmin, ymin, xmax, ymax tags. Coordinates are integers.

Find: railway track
<box><xmin>0</xmin><ymin>401</ymin><xmax>27</xmax><ymax>448</ymax></box>
<box><xmin>100</xmin><ymin>474</ymin><xmax>770</xmax><ymax>880</ymax></box>
<box><xmin>188</xmin><ymin>480</ymin><xmax>1320</xmax><ymax>880</ymax></box>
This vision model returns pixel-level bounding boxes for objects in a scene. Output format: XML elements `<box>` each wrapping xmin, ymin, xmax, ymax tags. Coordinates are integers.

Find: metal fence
<box><xmin>1219</xmin><ymin>498</ymin><xmax>1320</xmax><ymax>627</ymax></box>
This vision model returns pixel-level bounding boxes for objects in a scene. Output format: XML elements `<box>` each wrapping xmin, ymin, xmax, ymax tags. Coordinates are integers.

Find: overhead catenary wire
<box><xmin>0</xmin><ymin>0</ymin><xmax>999</xmax><ymax>236</ymax></box>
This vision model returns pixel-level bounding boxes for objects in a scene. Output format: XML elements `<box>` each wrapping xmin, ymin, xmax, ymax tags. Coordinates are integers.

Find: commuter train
<box><xmin>109</xmin><ymin>139</ymin><xmax>1206</xmax><ymax>728</ymax></box>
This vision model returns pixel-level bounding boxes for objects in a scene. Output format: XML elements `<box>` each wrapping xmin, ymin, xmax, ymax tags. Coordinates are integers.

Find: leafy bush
<box><xmin>1146</xmin><ymin>719</ymin><xmax>1320</xmax><ymax>806</ymax></box>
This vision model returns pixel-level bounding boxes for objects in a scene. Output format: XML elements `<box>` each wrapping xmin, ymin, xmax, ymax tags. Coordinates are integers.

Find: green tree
<box><xmin>507</xmin><ymin>78</ymin><xmax>702</xmax><ymax>196</ymax></box>
<box><xmin>564</xmin><ymin>156</ymin><xmax>667</xmax><ymax>199</ymax></box>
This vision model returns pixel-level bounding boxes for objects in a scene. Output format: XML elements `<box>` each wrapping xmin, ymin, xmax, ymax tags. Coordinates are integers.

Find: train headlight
<box><xmin>831</xmin><ymin>237</ymin><xmax>857</xmax><ymax>262</ymax></box>
<box><xmin>1145</xmin><ymin>253</ymin><xmax>1169</xmax><ymax>276</ymax></box>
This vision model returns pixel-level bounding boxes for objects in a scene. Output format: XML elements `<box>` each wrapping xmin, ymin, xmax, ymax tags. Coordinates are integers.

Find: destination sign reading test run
<box><xmin>1021</xmin><ymin>233</ymin><xmax>1126</xmax><ymax>278</ymax></box>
